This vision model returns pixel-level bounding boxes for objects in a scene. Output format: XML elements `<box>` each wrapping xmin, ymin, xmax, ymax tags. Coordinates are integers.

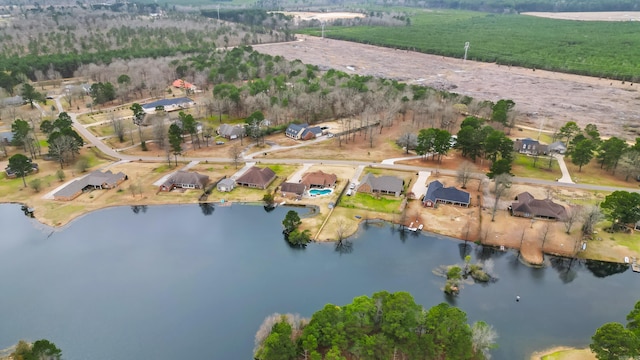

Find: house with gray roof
<box><xmin>357</xmin><ymin>173</ymin><xmax>404</xmax><ymax>197</ymax></box>
<box><xmin>0</xmin><ymin>96</ymin><xmax>24</xmax><ymax>107</ymax></box>
<box><xmin>217</xmin><ymin>178</ymin><xmax>236</xmax><ymax>192</ymax></box>
<box><xmin>422</xmin><ymin>180</ymin><xmax>470</xmax><ymax>207</ymax></box>
<box><xmin>159</xmin><ymin>171</ymin><xmax>209</xmax><ymax>192</ymax></box>
<box><xmin>514</xmin><ymin>138</ymin><xmax>546</xmax><ymax>155</ymax></box>
<box><xmin>510</xmin><ymin>192</ymin><xmax>567</xmax><ymax>221</ymax></box>
<box><xmin>285</xmin><ymin>123</ymin><xmax>308</xmax><ymax>140</ymax></box>
<box><xmin>0</xmin><ymin>131</ymin><xmax>14</xmax><ymax>145</ymax></box>
<box><xmin>142</xmin><ymin>97</ymin><xmax>195</xmax><ymax>114</ymax></box>
<box><xmin>217</xmin><ymin>124</ymin><xmax>246</xmax><ymax>140</ymax></box>
<box><xmin>54</xmin><ymin>170</ymin><xmax>127</xmax><ymax>201</ymax></box>
<box><xmin>547</xmin><ymin>141</ymin><xmax>567</xmax><ymax>154</ymax></box>
<box><xmin>235</xmin><ymin>166</ymin><xmax>276</xmax><ymax>189</ymax></box>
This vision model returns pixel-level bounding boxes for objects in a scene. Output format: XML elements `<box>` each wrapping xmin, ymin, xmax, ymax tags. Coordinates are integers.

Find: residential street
<box><xmin>54</xmin><ymin>96</ymin><xmax>640</xmax><ymax>194</ymax></box>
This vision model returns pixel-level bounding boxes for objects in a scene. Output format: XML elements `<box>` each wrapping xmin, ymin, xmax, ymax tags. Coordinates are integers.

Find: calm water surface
<box><xmin>0</xmin><ymin>203</ymin><xmax>639</xmax><ymax>359</ymax></box>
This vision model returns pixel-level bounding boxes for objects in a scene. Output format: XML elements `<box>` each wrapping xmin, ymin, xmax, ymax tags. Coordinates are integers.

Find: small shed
<box><xmin>217</xmin><ymin>178</ymin><xmax>236</xmax><ymax>192</ymax></box>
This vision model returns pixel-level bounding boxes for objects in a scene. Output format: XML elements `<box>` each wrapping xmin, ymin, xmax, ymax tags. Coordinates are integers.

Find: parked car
<box><xmin>349</xmin><ymin>182</ymin><xmax>356</xmax><ymax>189</ymax></box>
<box><xmin>216</xmin><ymin>141</ymin><xmax>225</xmax><ymax>145</ymax></box>
<box><xmin>346</xmin><ymin>189</ymin><xmax>353</xmax><ymax>196</ymax></box>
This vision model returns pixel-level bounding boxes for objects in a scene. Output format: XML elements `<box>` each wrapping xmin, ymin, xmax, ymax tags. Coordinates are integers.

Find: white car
<box><xmin>349</xmin><ymin>183</ymin><xmax>356</xmax><ymax>189</ymax></box>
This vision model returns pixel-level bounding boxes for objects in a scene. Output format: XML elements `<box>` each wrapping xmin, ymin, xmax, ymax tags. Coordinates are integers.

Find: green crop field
<box><xmin>304</xmin><ymin>10</ymin><xmax>640</xmax><ymax>81</ymax></box>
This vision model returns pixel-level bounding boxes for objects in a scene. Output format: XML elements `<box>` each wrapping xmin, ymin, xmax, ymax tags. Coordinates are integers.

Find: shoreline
<box><xmin>529</xmin><ymin>346</ymin><xmax>596</xmax><ymax>360</ymax></box>
<box><xmin>0</xmin><ymin>201</ymin><xmax>604</xmax><ymax>357</ymax></box>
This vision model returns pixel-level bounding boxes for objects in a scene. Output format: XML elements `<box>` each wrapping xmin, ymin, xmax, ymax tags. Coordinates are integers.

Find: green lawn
<box><xmin>511</xmin><ymin>153</ymin><xmax>560</xmax><ymax>181</ymax></box>
<box><xmin>303</xmin><ymin>9</ymin><xmax>640</xmax><ymax>81</ymax></box>
<box><xmin>339</xmin><ymin>192</ymin><xmax>403</xmax><ymax>214</ymax></box>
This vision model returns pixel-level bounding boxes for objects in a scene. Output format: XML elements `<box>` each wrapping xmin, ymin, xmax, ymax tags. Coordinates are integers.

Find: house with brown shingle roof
<box><xmin>280</xmin><ymin>182</ymin><xmax>306</xmax><ymax>199</ymax></box>
<box><xmin>510</xmin><ymin>192</ymin><xmax>567</xmax><ymax>221</ymax></box>
<box><xmin>235</xmin><ymin>166</ymin><xmax>276</xmax><ymax>189</ymax></box>
<box><xmin>357</xmin><ymin>173</ymin><xmax>404</xmax><ymax>197</ymax></box>
<box><xmin>159</xmin><ymin>171</ymin><xmax>209</xmax><ymax>192</ymax></box>
<box><xmin>301</xmin><ymin>170</ymin><xmax>337</xmax><ymax>189</ymax></box>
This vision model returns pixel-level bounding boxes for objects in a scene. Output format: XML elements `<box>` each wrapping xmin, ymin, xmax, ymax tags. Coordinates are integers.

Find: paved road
<box><xmin>52</xmin><ymin>96</ymin><xmax>640</xmax><ymax>194</ymax></box>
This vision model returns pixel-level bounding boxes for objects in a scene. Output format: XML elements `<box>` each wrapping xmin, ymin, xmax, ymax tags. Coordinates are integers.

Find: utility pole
<box><xmin>321</xmin><ymin>21</ymin><xmax>325</xmax><ymax>39</ymax></box>
<box><xmin>464</xmin><ymin>41</ymin><xmax>470</xmax><ymax>61</ymax></box>
<box><xmin>216</xmin><ymin>5</ymin><xmax>220</xmax><ymax>20</ymax></box>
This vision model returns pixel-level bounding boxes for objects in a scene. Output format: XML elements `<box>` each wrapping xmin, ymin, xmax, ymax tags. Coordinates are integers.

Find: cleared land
<box><xmin>524</xmin><ymin>11</ymin><xmax>640</xmax><ymax>21</ymax></box>
<box><xmin>254</xmin><ymin>35</ymin><xmax>640</xmax><ymax>139</ymax></box>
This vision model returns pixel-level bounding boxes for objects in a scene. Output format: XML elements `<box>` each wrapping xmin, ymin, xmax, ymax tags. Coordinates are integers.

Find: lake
<box><xmin>0</xmin><ymin>203</ymin><xmax>638</xmax><ymax>359</ymax></box>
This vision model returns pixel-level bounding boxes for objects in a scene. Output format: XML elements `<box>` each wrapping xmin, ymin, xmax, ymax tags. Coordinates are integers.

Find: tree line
<box><xmin>254</xmin><ymin>291</ymin><xmax>497</xmax><ymax>360</ymax></box>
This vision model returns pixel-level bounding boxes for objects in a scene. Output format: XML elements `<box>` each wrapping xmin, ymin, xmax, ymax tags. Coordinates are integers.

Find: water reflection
<box><xmin>586</xmin><ymin>259</ymin><xmax>629</xmax><ymax>278</ymax></box>
<box><xmin>199</xmin><ymin>202</ymin><xmax>215</xmax><ymax>216</ymax></box>
<box><xmin>458</xmin><ymin>242</ymin><xmax>472</xmax><ymax>261</ymax></box>
<box><xmin>335</xmin><ymin>240</ymin><xmax>353</xmax><ymax>255</ymax></box>
<box><xmin>131</xmin><ymin>205</ymin><xmax>147</xmax><ymax>214</ymax></box>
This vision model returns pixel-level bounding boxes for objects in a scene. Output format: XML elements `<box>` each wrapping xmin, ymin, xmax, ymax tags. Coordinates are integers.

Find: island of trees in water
<box><xmin>254</xmin><ymin>291</ymin><xmax>497</xmax><ymax>360</ymax></box>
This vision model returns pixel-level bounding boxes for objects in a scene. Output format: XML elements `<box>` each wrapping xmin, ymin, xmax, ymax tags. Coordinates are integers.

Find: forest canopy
<box><xmin>254</xmin><ymin>291</ymin><xmax>497</xmax><ymax>360</ymax></box>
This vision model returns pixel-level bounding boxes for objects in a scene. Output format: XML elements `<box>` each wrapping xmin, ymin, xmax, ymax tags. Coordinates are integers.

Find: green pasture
<box><xmin>305</xmin><ymin>10</ymin><xmax>640</xmax><ymax>80</ymax></box>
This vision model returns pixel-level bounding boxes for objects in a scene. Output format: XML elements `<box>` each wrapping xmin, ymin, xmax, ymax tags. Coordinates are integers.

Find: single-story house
<box><xmin>5</xmin><ymin>161</ymin><xmax>39</xmax><ymax>178</ymax></box>
<box><xmin>0</xmin><ymin>95</ymin><xmax>24</xmax><ymax>107</ymax></box>
<box><xmin>301</xmin><ymin>170</ymin><xmax>337</xmax><ymax>189</ymax></box>
<box><xmin>0</xmin><ymin>131</ymin><xmax>14</xmax><ymax>145</ymax></box>
<box><xmin>217</xmin><ymin>178</ymin><xmax>236</xmax><ymax>192</ymax></box>
<box><xmin>235</xmin><ymin>166</ymin><xmax>276</xmax><ymax>189</ymax></box>
<box><xmin>357</xmin><ymin>173</ymin><xmax>404</xmax><ymax>197</ymax></box>
<box><xmin>217</xmin><ymin>124</ymin><xmax>246</xmax><ymax>140</ymax></box>
<box><xmin>422</xmin><ymin>180</ymin><xmax>470</xmax><ymax>207</ymax></box>
<box><xmin>280</xmin><ymin>182</ymin><xmax>306</xmax><ymax>199</ymax></box>
<box><xmin>510</xmin><ymin>192</ymin><xmax>567</xmax><ymax>221</ymax></box>
<box><xmin>172</xmin><ymin>79</ymin><xmax>197</xmax><ymax>92</ymax></box>
<box><xmin>547</xmin><ymin>141</ymin><xmax>567</xmax><ymax>154</ymax></box>
<box><xmin>514</xmin><ymin>138</ymin><xmax>547</xmax><ymax>155</ymax></box>
<box><xmin>159</xmin><ymin>171</ymin><xmax>209</xmax><ymax>192</ymax></box>
<box><xmin>142</xmin><ymin>97</ymin><xmax>195</xmax><ymax>114</ymax></box>
<box><xmin>54</xmin><ymin>170</ymin><xmax>127</xmax><ymax>201</ymax></box>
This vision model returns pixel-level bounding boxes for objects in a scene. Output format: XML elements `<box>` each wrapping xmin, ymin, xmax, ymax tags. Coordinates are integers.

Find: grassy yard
<box><xmin>511</xmin><ymin>153</ymin><xmax>560</xmax><ymax>181</ymax></box>
<box><xmin>339</xmin><ymin>192</ymin><xmax>403</xmax><ymax>214</ymax></box>
<box><xmin>565</xmin><ymin>159</ymin><xmax>640</xmax><ymax>188</ymax></box>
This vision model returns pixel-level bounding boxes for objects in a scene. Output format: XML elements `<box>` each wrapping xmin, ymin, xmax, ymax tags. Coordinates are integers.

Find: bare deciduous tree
<box><xmin>111</xmin><ymin>116</ymin><xmax>125</xmax><ymax>143</ymax></box>
<box><xmin>229</xmin><ymin>143</ymin><xmax>243</xmax><ymax>169</ymax></box>
<box><xmin>334</xmin><ymin>219</ymin><xmax>349</xmax><ymax>242</ymax></box>
<box><xmin>457</xmin><ymin>161</ymin><xmax>477</xmax><ymax>189</ymax></box>
<box><xmin>563</xmin><ymin>205</ymin><xmax>580</xmax><ymax>234</ymax></box>
<box><xmin>540</xmin><ymin>222</ymin><xmax>551</xmax><ymax>251</ymax></box>
<box><xmin>491</xmin><ymin>173</ymin><xmax>512</xmax><ymax>222</ymax></box>
<box><xmin>152</xmin><ymin>116</ymin><xmax>167</xmax><ymax>149</ymax></box>
<box><xmin>581</xmin><ymin>205</ymin><xmax>604</xmax><ymax>237</ymax></box>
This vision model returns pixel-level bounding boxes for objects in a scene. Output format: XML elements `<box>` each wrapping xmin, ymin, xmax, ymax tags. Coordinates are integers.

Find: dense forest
<box><xmin>0</xmin><ymin>6</ymin><xmax>289</xmax><ymax>83</ymax></box>
<box><xmin>2</xmin><ymin>0</ymin><xmax>639</xmax><ymax>13</ymax></box>
<box><xmin>254</xmin><ymin>291</ymin><xmax>496</xmax><ymax>360</ymax></box>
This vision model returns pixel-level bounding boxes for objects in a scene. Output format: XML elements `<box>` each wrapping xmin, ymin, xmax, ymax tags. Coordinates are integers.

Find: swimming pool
<box><xmin>309</xmin><ymin>188</ymin><xmax>333</xmax><ymax>196</ymax></box>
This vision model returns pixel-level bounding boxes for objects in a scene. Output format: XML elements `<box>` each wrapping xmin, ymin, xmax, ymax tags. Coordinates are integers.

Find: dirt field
<box><xmin>279</xmin><ymin>11</ymin><xmax>365</xmax><ymax>24</ymax></box>
<box><xmin>524</xmin><ymin>11</ymin><xmax>640</xmax><ymax>21</ymax></box>
<box><xmin>254</xmin><ymin>35</ymin><xmax>640</xmax><ymax>139</ymax></box>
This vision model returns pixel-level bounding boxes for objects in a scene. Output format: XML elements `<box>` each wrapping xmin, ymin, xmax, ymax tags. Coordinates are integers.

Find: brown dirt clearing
<box><xmin>254</xmin><ymin>35</ymin><xmax>640</xmax><ymax>139</ymax></box>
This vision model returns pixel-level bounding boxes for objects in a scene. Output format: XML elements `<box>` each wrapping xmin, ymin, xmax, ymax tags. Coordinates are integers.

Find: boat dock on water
<box><xmin>631</xmin><ymin>258</ymin><xmax>640</xmax><ymax>273</ymax></box>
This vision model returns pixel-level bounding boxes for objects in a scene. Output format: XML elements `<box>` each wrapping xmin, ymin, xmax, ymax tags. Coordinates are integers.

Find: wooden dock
<box><xmin>632</xmin><ymin>258</ymin><xmax>640</xmax><ymax>273</ymax></box>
